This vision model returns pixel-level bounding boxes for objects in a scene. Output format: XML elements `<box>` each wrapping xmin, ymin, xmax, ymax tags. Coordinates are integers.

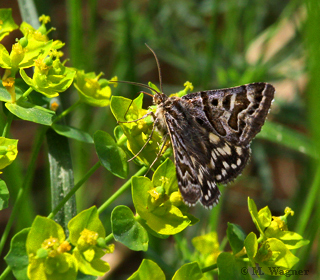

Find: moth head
<box><xmin>153</xmin><ymin>92</ymin><xmax>167</xmax><ymax>105</ymax></box>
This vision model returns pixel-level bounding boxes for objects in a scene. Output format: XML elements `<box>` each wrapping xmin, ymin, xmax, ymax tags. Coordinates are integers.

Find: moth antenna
<box><xmin>145</xmin><ymin>43</ymin><xmax>163</xmax><ymax>94</ymax></box>
<box><xmin>109</xmin><ymin>80</ymin><xmax>160</xmax><ymax>96</ymax></box>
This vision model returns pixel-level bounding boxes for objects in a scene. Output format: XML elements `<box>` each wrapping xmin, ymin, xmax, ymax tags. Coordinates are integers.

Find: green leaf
<box><xmin>68</xmin><ymin>207</ymin><xmax>110</xmax><ymax>276</ymax></box>
<box><xmin>152</xmin><ymin>158</ymin><xmax>178</xmax><ymax>194</ymax></box>
<box><xmin>74</xmin><ymin>71</ymin><xmax>111</xmax><ymax>107</ymax></box>
<box><xmin>244</xmin><ymin>232</ymin><xmax>258</xmax><ymax>268</ymax></box>
<box><xmin>147</xmin><ymin>82</ymin><xmax>160</xmax><ymax>95</ymax></box>
<box><xmin>0</xmin><ymin>83</ymin><xmax>12</xmax><ymax>102</ymax></box>
<box><xmin>247</xmin><ymin>197</ymin><xmax>265</xmax><ymax>236</ymax></box>
<box><xmin>4</xmin><ymin>228</ymin><xmax>30</xmax><ymax>280</ymax></box>
<box><xmin>172</xmin><ymin>262</ymin><xmax>206</xmax><ymax>280</ymax></box>
<box><xmin>94</xmin><ymin>130</ymin><xmax>128</xmax><ymax>179</ymax></box>
<box><xmin>111</xmin><ymin>205</ymin><xmax>149</xmax><ymax>251</ymax></box>
<box><xmin>192</xmin><ymin>231</ymin><xmax>220</xmax><ymax>267</ymax></box>
<box><xmin>132</xmin><ymin>176</ymin><xmax>190</xmax><ymax>235</ymax></box>
<box><xmin>227</xmin><ymin>223</ymin><xmax>246</xmax><ymax>254</ymax></box>
<box><xmin>73</xmin><ymin>246</ymin><xmax>110</xmax><ymax>276</ymax></box>
<box><xmin>257</xmin><ymin>206</ymin><xmax>272</xmax><ymax>229</ymax></box>
<box><xmin>0</xmin><ymin>9</ymin><xmax>19</xmax><ymax>41</ymax></box>
<box><xmin>0</xmin><ymin>43</ymin><xmax>11</xmax><ymax>69</ymax></box>
<box><xmin>110</xmin><ymin>95</ymin><xmax>163</xmax><ymax>169</ymax></box>
<box><xmin>0</xmin><ymin>137</ymin><xmax>18</xmax><ymax>169</ymax></box>
<box><xmin>114</xmin><ymin>125</ymin><xmax>125</xmax><ymax>143</ymax></box>
<box><xmin>127</xmin><ymin>259</ymin><xmax>165</xmax><ymax>280</ymax></box>
<box><xmin>217</xmin><ymin>252</ymin><xmax>251</xmax><ymax>280</ymax></box>
<box><xmin>192</xmin><ymin>231</ymin><xmax>220</xmax><ymax>256</ymax></box>
<box><xmin>5</xmin><ymin>99</ymin><xmax>55</xmax><ymax>125</ymax></box>
<box><xmin>76</xmin><ymin>272</ymin><xmax>97</xmax><ymax>280</ymax></box>
<box><xmin>27</xmin><ymin>216</ymin><xmax>66</xmax><ymax>254</ymax></box>
<box><xmin>265</xmin><ymin>230</ymin><xmax>309</xmax><ymax>250</ymax></box>
<box><xmin>0</xmin><ymin>179</ymin><xmax>9</xmax><ymax>210</ymax></box>
<box><xmin>47</xmin><ymin>128</ymin><xmax>76</xmax><ymax>230</ymax></box>
<box><xmin>257</xmin><ymin>122</ymin><xmax>318</xmax><ymax>159</ymax></box>
<box><xmin>68</xmin><ymin>206</ymin><xmax>105</xmax><ymax>246</ymax></box>
<box><xmin>52</xmin><ymin>124</ymin><xmax>94</xmax><ymax>144</ymax></box>
<box><xmin>135</xmin><ymin>217</ymin><xmax>169</xmax><ymax>239</ymax></box>
<box><xmin>255</xmin><ymin>238</ymin><xmax>299</xmax><ymax>275</ymax></box>
<box><xmin>28</xmin><ymin>252</ymin><xmax>78</xmax><ymax>280</ymax></box>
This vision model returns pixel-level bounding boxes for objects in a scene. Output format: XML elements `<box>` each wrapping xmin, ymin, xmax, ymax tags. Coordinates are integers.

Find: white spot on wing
<box><xmin>211</xmin><ymin>151</ymin><xmax>217</xmax><ymax>160</ymax></box>
<box><xmin>237</xmin><ymin>158</ymin><xmax>242</xmax><ymax>166</ymax></box>
<box><xmin>222</xmin><ymin>161</ymin><xmax>230</xmax><ymax>169</ymax></box>
<box><xmin>236</xmin><ymin>146</ymin><xmax>242</xmax><ymax>155</ymax></box>
<box><xmin>209</xmin><ymin>133</ymin><xmax>220</xmax><ymax>144</ymax></box>
<box><xmin>223</xmin><ymin>144</ymin><xmax>232</xmax><ymax>155</ymax></box>
<box><xmin>221</xmin><ymin>169</ymin><xmax>227</xmax><ymax>177</ymax></box>
<box><xmin>217</xmin><ymin>147</ymin><xmax>227</xmax><ymax>156</ymax></box>
<box><xmin>230</xmin><ymin>94</ymin><xmax>236</xmax><ymax>110</ymax></box>
<box><xmin>231</xmin><ymin>163</ymin><xmax>237</xmax><ymax>169</ymax></box>
<box><xmin>209</xmin><ymin>158</ymin><xmax>215</xmax><ymax>168</ymax></box>
<box><xmin>216</xmin><ymin>175</ymin><xmax>222</xmax><ymax>180</ymax></box>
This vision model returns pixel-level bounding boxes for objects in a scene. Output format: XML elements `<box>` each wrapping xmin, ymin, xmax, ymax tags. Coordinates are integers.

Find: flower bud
<box><xmin>19</xmin><ymin>36</ymin><xmax>28</xmax><ymax>48</ymax></box>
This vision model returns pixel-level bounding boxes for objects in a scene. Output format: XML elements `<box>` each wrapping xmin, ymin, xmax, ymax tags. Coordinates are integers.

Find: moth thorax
<box><xmin>154</xmin><ymin>106</ymin><xmax>168</xmax><ymax>134</ymax></box>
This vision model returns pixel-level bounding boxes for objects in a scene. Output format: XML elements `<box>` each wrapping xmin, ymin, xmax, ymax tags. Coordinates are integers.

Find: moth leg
<box><xmin>118</xmin><ymin>111</ymin><xmax>155</xmax><ymax>124</ymax></box>
<box><xmin>144</xmin><ymin>134</ymin><xmax>169</xmax><ymax>177</ymax></box>
<box><xmin>121</xmin><ymin>91</ymin><xmax>154</xmax><ymax>120</ymax></box>
<box><xmin>128</xmin><ymin>118</ymin><xmax>159</xmax><ymax>162</ymax></box>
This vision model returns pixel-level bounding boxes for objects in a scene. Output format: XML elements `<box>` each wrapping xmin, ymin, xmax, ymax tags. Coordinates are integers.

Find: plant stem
<box><xmin>47</xmin><ymin>161</ymin><xmax>101</xmax><ymax>219</ymax></box>
<box><xmin>0</xmin><ymin>126</ymin><xmax>47</xmax><ymax>256</ymax></box>
<box><xmin>52</xmin><ymin>100</ymin><xmax>81</xmax><ymax>125</ymax></box>
<box><xmin>105</xmin><ymin>233</ymin><xmax>114</xmax><ymax>244</ymax></box>
<box><xmin>2</xmin><ymin>113</ymin><xmax>14</xmax><ymax>137</ymax></box>
<box><xmin>295</xmin><ymin>163</ymin><xmax>320</xmax><ymax>235</ymax></box>
<box><xmin>0</xmin><ymin>266</ymin><xmax>11</xmax><ymax>280</ymax></box>
<box><xmin>201</xmin><ymin>263</ymin><xmax>218</xmax><ymax>273</ymax></box>
<box><xmin>98</xmin><ymin>166</ymin><xmax>148</xmax><ymax>214</ymax></box>
<box><xmin>21</xmin><ymin>87</ymin><xmax>33</xmax><ymax>99</ymax></box>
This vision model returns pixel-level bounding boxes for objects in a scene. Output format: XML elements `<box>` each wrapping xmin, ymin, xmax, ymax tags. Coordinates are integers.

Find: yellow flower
<box><xmin>39</xmin><ymin>15</ymin><xmax>51</xmax><ymax>25</ymax></box>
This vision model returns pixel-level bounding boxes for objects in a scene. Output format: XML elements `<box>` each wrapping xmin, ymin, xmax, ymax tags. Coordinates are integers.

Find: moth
<box><xmin>114</xmin><ymin>46</ymin><xmax>275</xmax><ymax>209</ymax></box>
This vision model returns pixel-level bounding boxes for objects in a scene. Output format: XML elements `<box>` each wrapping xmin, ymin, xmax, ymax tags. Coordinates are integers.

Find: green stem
<box><xmin>105</xmin><ymin>233</ymin><xmax>114</xmax><ymax>244</ymax></box>
<box><xmin>98</xmin><ymin>166</ymin><xmax>148</xmax><ymax>214</ymax></box>
<box><xmin>219</xmin><ymin>236</ymin><xmax>228</xmax><ymax>251</ymax></box>
<box><xmin>52</xmin><ymin>100</ymin><xmax>81</xmax><ymax>125</ymax></box>
<box><xmin>0</xmin><ymin>126</ymin><xmax>47</xmax><ymax>256</ymax></box>
<box><xmin>2</xmin><ymin>113</ymin><xmax>14</xmax><ymax>137</ymax></box>
<box><xmin>117</xmin><ymin>134</ymin><xmax>128</xmax><ymax>146</ymax></box>
<box><xmin>201</xmin><ymin>263</ymin><xmax>218</xmax><ymax>273</ymax></box>
<box><xmin>21</xmin><ymin>87</ymin><xmax>33</xmax><ymax>99</ymax></box>
<box><xmin>0</xmin><ymin>266</ymin><xmax>11</xmax><ymax>280</ymax></box>
<box><xmin>47</xmin><ymin>161</ymin><xmax>101</xmax><ymax>219</ymax></box>
<box><xmin>295</xmin><ymin>163</ymin><xmax>320</xmax><ymax>235</ymax></box>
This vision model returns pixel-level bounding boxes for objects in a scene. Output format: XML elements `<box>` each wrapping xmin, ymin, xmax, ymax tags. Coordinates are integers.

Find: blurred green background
<box><xmin>1</xmin><ymin>0</ymin><xmax>319</xmax><ymax>279</ymax></box>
